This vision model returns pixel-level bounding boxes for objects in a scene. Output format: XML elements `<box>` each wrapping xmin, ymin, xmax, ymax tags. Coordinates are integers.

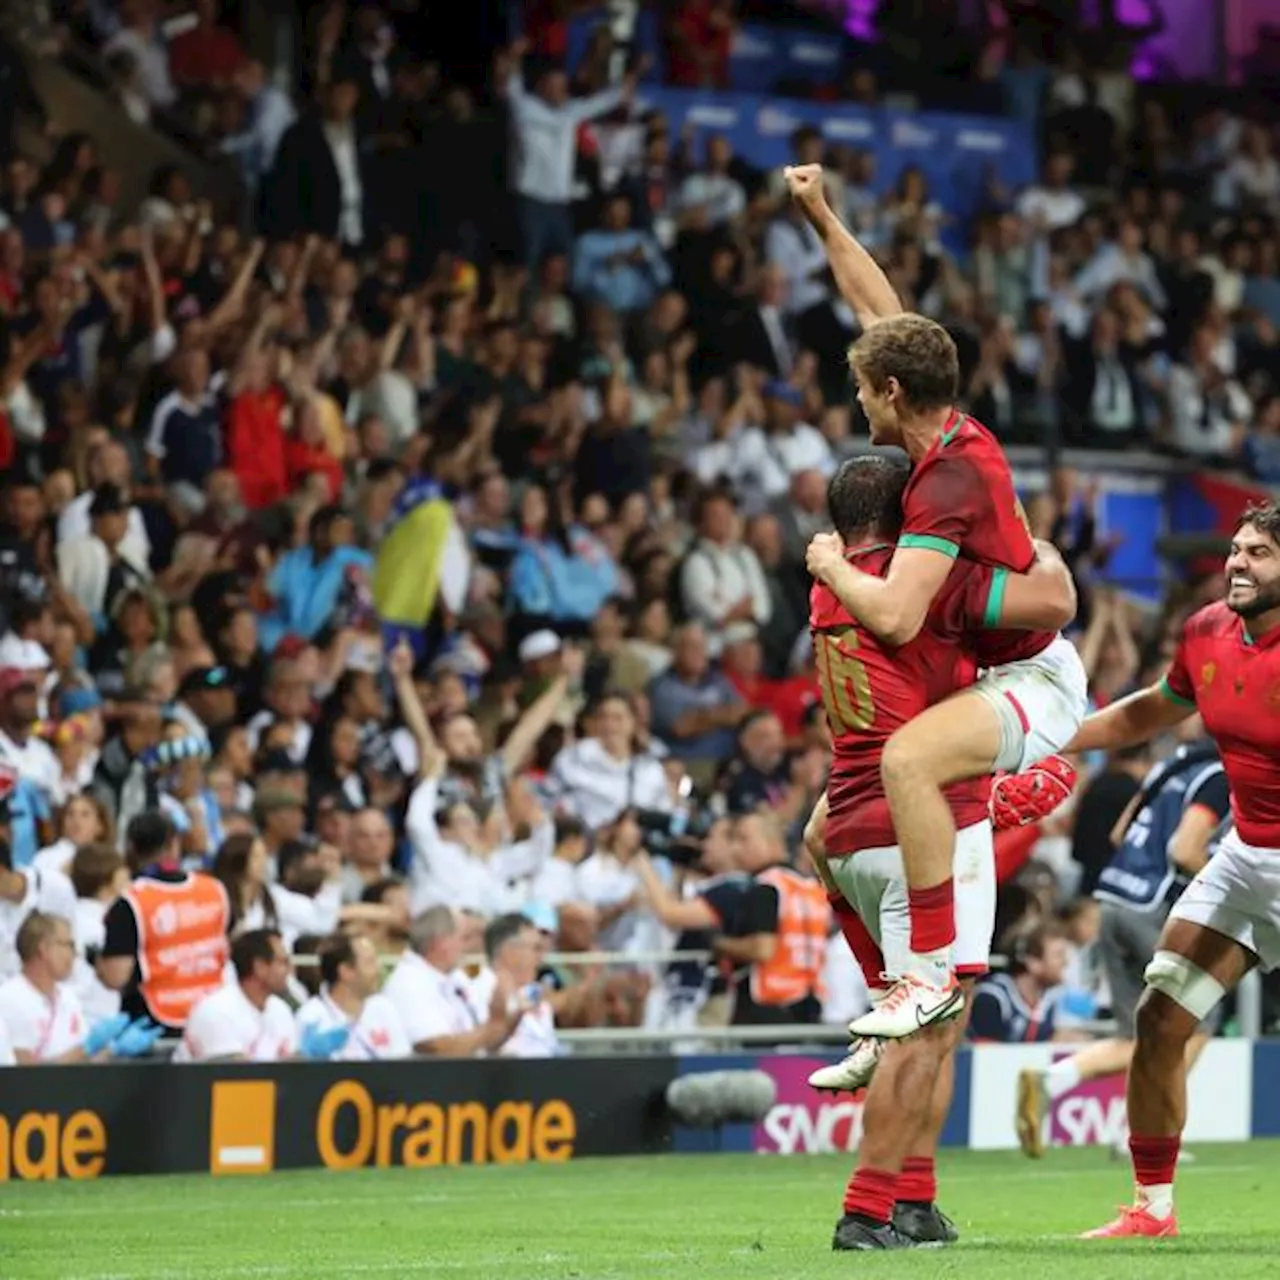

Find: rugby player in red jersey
<box><xmin>784</xmin><ymin>164</ymin><xmax>1087</xmax><ymax>1037</ymax></box>
<box><xmin>803</xmin><ymin>455</ymin><xmax>1076</xmax><ymax>1250</ymax></box>
<box><xmin>1067</xmin><ymin>504</ymin><xmax>1280</xmax><ymax>1239</ymax></box>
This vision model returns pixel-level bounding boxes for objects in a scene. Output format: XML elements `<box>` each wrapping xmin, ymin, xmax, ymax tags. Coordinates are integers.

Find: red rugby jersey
<box><xmin>1162</xmin><ymin>600</ymin><xmax>1280</xmax><ymax>848</ymax></box>
<box><xmin>899</xmin><ymin>411</ymin><xmax>1057</xmax><ymax>667</ymax></box>
<box><xmin>811</xmin><ymin>543</ymin><xmax>994</xmax><ymax>855</ymax></box>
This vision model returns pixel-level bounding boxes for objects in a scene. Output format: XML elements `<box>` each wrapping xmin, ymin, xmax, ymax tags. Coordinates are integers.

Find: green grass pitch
<box><xmin>6</xmin><ymin>1142</ymin><xmax>1280</xmax><ymax>1279</ymax></box>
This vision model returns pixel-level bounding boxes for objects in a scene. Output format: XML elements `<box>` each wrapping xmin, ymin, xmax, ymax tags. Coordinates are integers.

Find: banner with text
<box><xmin>0</xmin><ymin>1057</ymin><xmax>675</xmax><ymax>1181</ymax></box>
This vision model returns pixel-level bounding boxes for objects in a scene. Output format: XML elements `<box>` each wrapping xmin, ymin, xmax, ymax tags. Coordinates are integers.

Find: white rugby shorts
<box><xmin>972</xmin><ymin>634</ymin><xmax>1088</xmax><ymax>772</ymax></box>
<box><xmin>1169</xmin><ymin>828</ymin><xmax>1280</xmax><ymax>972</ymax></box>
<box><xmin>829</xmin><ymin>820</ymin><xmax>997</xmax><ymax>978</ymax></box>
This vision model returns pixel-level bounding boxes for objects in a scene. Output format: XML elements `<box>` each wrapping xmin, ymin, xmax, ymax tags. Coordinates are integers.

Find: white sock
<box><xmin>1137</xmin><ymin>1183</ymin><xmax>1174</xmax><ymax>1219</ymax></box>
<box><xmin>906</xmin><ymin>948</ymin><xmax>953</xmax><ymax>988</ymax></box>
<box><xmin>1045</xmin><ymin>1059</ymin><xmax>1081</xmax><ymax>1099</ymax></box>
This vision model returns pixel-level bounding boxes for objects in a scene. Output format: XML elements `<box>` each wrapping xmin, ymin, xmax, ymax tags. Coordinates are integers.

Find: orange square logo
<box><xmin>210</xmin><ymin>1081</ymin><xmax>277</xmax><ymax>1175</ymax></box>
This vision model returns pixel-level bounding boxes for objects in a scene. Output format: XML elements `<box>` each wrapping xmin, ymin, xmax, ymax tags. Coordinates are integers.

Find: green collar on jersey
<box><xmin>939</xmin><ymin>411</ymin><xmax>969</xmax><ymax>449</ymax></box>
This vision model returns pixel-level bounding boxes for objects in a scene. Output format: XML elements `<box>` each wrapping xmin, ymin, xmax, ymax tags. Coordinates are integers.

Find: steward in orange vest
<box><xmin>96</xmin><ymin>811</ymin><xmax>230</xmax><ymax>1032</ymax></box>
<box><xmin>720</xmin><ymin>813</ymin><xmax>832</xmax><ymax>1025</ymax></box>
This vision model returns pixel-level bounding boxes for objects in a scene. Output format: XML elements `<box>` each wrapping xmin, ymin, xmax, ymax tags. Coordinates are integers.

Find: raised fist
<box><xmin>784</xmin><ymin>163</ymin><xmax>827</xmax><ymax>212</ymax></box>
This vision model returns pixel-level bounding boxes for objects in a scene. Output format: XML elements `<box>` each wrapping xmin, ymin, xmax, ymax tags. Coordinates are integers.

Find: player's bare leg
<box><xmin>834</xmin><ymin>1026</ymin><xmax>950</xmax><ymax>1250</ymax></box>
<box><xmin>891</xmin><ymin>994</ymin><xmax>973</xmax><ymax>1244</ymax></box>
<box><xmin>1084</xmin><ymin>920</ymin><xmax>1253</xmax><ymax>1239</ymax></box>
<box><xmin>850</xmin><ymin>690</ymin><xmax>1002</xmax><ymax>1038</ymax></box>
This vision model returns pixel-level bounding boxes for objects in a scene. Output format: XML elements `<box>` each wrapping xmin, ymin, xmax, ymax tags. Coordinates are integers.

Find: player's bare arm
<box><xmin>992</xmin><ymin>541</ymin><xmax>1078</xmax><ymax>632</ymax></box>
<box><xmin>1066</xmin><ymin>681</ymin><xmax>1194</xmax><ymax>754</ymax></box>
<box><xmin>784</xmin><ymin>164</ymin><xmax>902</xmax><ymax>326</ymax></box>
<box><xmin>806</xmin><ymin>533</ymin><xmax>954</xmax><ymax>647</ymax></box>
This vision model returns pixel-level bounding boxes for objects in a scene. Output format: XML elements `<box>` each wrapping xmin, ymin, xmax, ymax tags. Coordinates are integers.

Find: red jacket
<box><xmin>226</xmin><ymin>388</ymin><xmax>288</xmax><ymax>509</ymax></box>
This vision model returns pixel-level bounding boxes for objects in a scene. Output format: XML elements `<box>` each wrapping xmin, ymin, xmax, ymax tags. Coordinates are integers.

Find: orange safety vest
<box><xmin>127</xmin><ymin>873</ymin><xmax>230</xmax><ymax>1028</ymax></box>
<box><xmin>749</xmin><ymin>867</ymin><xmax>832</xmax><ymax>1007</ymax></box>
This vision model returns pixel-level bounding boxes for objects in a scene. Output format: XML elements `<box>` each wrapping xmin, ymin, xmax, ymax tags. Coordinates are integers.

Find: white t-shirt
<box><xmin>238</xmin><ymin>882</ymin><xmax>343</xmax><ymax>950</ymax></box>
<box><xmin>468</xmin><ymin>967</ymin><xmax>559</xmax><ymax>1059</ymax></box>
<box><xmin>575</xmin><ymin>852</ymin><xmax>644</xmax><ymax>953</ymax></box>
<box><xmin>0</xmin><ymin>869</ymin><xmax>78</xmax><ymax>982</ymax></box>
<box><xmin>382</xmin><ymin>951</ymin><xmax>481</xmax><ymax>1051</ymax></box>
<box><xmin>0</xmin><ymin>728</ymin><xmax>61</xmax><ymax>804</ymax></box>
<box><xmin>0</xmin><ymin>1017</ymin><xmax>14</xmax><ymax>1066</ymax></box>
<box><xmin>73</xmin><ymin>897</ymin><xmax>121</xmax><ymax>1022</ymax></box>
<box><xmin>296</xmin><ymin>989</ymin><xmax>412</xmax><ymax>1061</ymax></box>
<box><xmin>404</xmin><ymin>776</ymin><xmax>526</xmax><ymax>915</ymax></box>
<box><xmin>172</xmin><ymin>983</ymin><xmax>297</xmax><ymax>1062</ymax></box>
<box><xmin>0</xmin><ymin>974</ymin><xmax>88</xmax><ymax>1061</ymax></box>
<box><xmin>546</xmin><ymin>739</ymin><xmax>670</xmax><ymax>831</ymax></box>
<box><xmin>33</xmin><ymin>838</ymin><xmax>75</xmax><ymax>877</ymax></box>
<box><xmin>57</xmin><ymin>491</ymin><xmax>152</xmax><ymax>568</ymax></box>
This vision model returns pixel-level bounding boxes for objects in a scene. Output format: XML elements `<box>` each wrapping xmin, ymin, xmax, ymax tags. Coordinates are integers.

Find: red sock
<box><xmin>827</xmin><ymin>892</ymin><xmax>888</xmax><ymax>995</ymax></box>
<box><xmin>896</xmin><ymin>1156</ymin><xmax>937</xmax><ymax>1204</ymax></box>
<box><xmin>908</xmin><ymin>878</ymin><xmax>956</xmax><ymax>953</ymax></box>
<box><xmin>1129</xmin><ymin>1134</ymin><xmax>1179</xmax><ymax>1188</ymax></box>
<box><xmin>843</xmin><ymin>1167</ymin><xmax>898</xmax><ymax>1223</ymax></box>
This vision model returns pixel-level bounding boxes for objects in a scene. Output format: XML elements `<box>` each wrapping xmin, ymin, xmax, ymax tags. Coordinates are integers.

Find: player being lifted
<box><xmin>783</xmin><ymin>164</ymin><xmax>1087</xmax><ymax>1037</ymax></box>
<box><xmin>806</xmin><ymin>454</ymin><xmax>1077</xmax><ymax>1249</ymax></box>
<box><xmin>1066</xmin><ymin>504</ymin><xmax>1280</xmax><ymax>1239</ymax></box>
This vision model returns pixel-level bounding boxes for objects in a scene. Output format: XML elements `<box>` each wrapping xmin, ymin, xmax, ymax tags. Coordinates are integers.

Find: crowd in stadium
<box><xmin>0</xmin><ymin>0</ymin><xmax>1272</xmax><ymax>1065</ymax></box>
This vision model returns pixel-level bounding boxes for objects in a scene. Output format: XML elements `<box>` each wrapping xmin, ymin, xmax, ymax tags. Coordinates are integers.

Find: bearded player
<box><xmin>1059</xmin><ymin>504</ymin><xmax>1280</xmax><ymax>1239</ymax></box>
<box><xmin>783</xmin><ymin>164</ymin><xmax>1086</xmax><ymax>1038</ymax></box>
<box><xmin>806</xmin><ymin>454</ymin><xmax>1076</xmax><ymax>1250</ymax></box>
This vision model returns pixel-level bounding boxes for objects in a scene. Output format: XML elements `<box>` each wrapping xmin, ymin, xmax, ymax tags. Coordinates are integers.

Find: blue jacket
<box><xmin>508</xmin><ymin>528</ymin><xmax>618</xmax><ymax>624</ymax></box>
<box><xmin>259</xmin><ymin>545</ymin><xmax>374</xmax><ymax>650</ymax></box>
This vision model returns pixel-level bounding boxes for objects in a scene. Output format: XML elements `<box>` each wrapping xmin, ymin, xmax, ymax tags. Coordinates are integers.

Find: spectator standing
<box><xmin>499</xmin><ymin>40</ymin><xmax>638</xmax><ymax>271</ymax></box>
<box><xmin>267</xmin><ymin>72</ymin><xmax>369</xmax><ymax>246</ymax></box>
<box><xmin>168</xmin><ymin>0</ymin><xmax>246</xmax><ymax>93</ymax></box>
<box><xmin>678</xmin><ymin>488</ymin><xmax>772</xmax><ymax>643</ymax></box>
<box><xmin>548</xmin><ymin>692</ymin><xmax>670</xmax><ymax>830</ymax></box>
<box><xmin>97</xmin><ymin>811</ymin><xmax>230</xmax><ymax>1033</ymax></box>
<box><xmin>667</xmin><ymin>0</ymin><xmax>735</xmax><ymax>90</ymax></box>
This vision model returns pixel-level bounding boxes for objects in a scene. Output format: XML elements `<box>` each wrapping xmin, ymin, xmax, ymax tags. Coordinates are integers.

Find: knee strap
<box><xmin>1144</xmin><ymin>950</ymin><xmax>1227</xmax><ymax>1021</ymax></box>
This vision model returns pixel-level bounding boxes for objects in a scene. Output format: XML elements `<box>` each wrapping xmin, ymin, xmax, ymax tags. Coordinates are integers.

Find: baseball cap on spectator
<box><xmin>177</xmin><ymin>667</ymin><xmax>231</xmax><ymax>699</ymax></box>
<box><xmin>57</xmin><ymin>686</ymin><xmax>103</xmax><ymax>717</ymax></box>
<box><xmin>523</xmin><ymin>902</ymin><xmax>559</xmax><ymax>935</ymax></box>
<box><xmin>0</xmin><ymin>634</ymin><xmax>49</xmax><ymax>674</ymax></box>
<box><xmin>763</xmin><ymin>380</ymin><xmax>803</xmax><ymax>407</ymax></box>
<box><xmin>518</xmin><ymin>630</ymin><xmax>562</xmax><ymax>664</ymax></box>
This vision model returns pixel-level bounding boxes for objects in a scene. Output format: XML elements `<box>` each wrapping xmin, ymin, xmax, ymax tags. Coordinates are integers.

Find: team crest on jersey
<box><xmin>1200</xmin><ymin>661</ymin><xmax>1216</xmax><ymax>689</ymax></box>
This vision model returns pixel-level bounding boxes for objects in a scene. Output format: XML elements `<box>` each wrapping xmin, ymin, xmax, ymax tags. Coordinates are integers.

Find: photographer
<box><xmin>633</xmin><ymin>816</ymin><xmax>744</xmax><ymax>1028</ymax></box>
<box><xmin>636</xmin><ymin>811</ymin><xmax>830</xmax><ymax>1027</ymax></box>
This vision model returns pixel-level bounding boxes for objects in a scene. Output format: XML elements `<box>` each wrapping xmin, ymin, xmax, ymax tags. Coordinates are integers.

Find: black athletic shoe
<box><xmin>893</xmin><ymin>1201</ymin><xmax>959</xmax><ymax>1245</ymax></box>
<box><xmin>831</xmin><ymin>1214</ymin><xmax>911</xmax><ymax>1251</ymax></box>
